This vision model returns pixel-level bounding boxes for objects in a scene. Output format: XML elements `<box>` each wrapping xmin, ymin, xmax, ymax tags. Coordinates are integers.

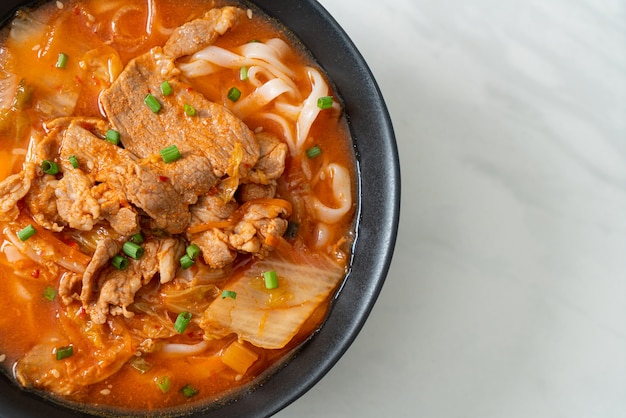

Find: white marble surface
<box><xmin>276</xmin><ymin>0</ymin><xmax>626</xmax><ymax>417</ymax></box>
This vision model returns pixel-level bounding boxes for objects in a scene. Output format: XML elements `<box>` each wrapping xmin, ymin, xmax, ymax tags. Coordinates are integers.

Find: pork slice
<box><xmin>100</xmin><ymin>50</ymin><xmax>259</xmax><ymax>180</ymax></box>
<box><xmin>87</xmin><ymin>237</ymin><xmax>186</xmax><ymax>324</ymax></box>
<box><xmin>163</xmin><ymin>6</ymin><xmax>245</xmax><ymax>60</ymax></box>
<box><xmin>60</xmin><ymin>122</ymin><xmax>197</xmax><ymax>233</ymax></box>
<box><xmin>0</xmin><ymin>162</ymin><xmax>35</xmax><ymax>222</ymax></box>
<box><xmin>244</xmin><ymin>132</ymin><xmax>288</xmax><ymax>184</ymax></box>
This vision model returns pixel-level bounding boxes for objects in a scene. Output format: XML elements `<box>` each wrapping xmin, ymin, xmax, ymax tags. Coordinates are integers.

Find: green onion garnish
<box><xmin>179</xmin><ymin>254</ymin><xmax>194</xmax><ymax>269</ymax></box>
<box><xmin>186</xmin><ymin>244</ymin><xmax>201</xmax><ymax>260</ymax></box>
<box><xmin>42</xmin><ymin>160</ymin><xmax>59</xmax><ymax>175</ymax></box>
<box><xmin>184</xmin><ymin>104</ymin><xmax>197</xmax><ymax>116</ymax></box>
<box><xmin>227</xmin><ymin>87</ymin><xmax>241</xmax><ymax>102</ymax></box>
<box><xmin>56</xmin><ymin>345</ymin><xmax>73</xmax><ymax>360</ymax></box>
<box><xmin>122</xmin><ymin>241</ymin><xmax>144</xmax><ymax>260</ymax></box>
<box><xmin>239</xmin><ymin>66</ymin><xmax>248</xmax><ymax>81</ymax></box>
<box><xmin>160</xmin><ymin>145</ymin><xmax>181</xmax><ymax>164</ymax></box>
<box><xmin>111</xmin><ymin>254</ymin><xmax>128</xmax><ymax>270</ymax></box>
<box><xmin>283</xmin><ymin>221</ymin><xmax>300</xmax><ymax>240</ymax></box>
<box><xmin>43</xmin><ymin>285</ymin><xmax>56</xmax><ymax>301</ymax></box>
<box><xmin>55</xmin><ymin>52</ymin><xmax>68</xmax><ymax>69</ymax></box>
<box><xmin>263</xmin><ymin>270</ymin><xmax>279</xmax><ymax>290</ymax></box>
<box><xmin>105</xmin><ymin>129</ymin><xmax>120</xmax><ymax>145</ymax></box>
<box><xmin>144</xmin><ymin>93</ymin><xmax>162</xmax><ymax>113</ymax></box>
<box><xmin>317</xmin><ymin>96</ymin><xmax>333</xmax><ymax>110</ymax></box>
<box><xmin>155</xmin><ymin>376</ymin><xmax>171</xmax><ymax>393</ymax></box>
<box><xmin>181</xmin><ymin>384</ymin><xmax>198</xmax><ymax>398</ymax></box>
<box><xmin>306</xmin><ymin>145</ymin><xmax>322</xmax><ymax>159</ymax></box>
<box><xmin>68</xmin><ymin>155</ymin><xmax>79</xmax><ymax>168</ymax></box>
<box><xmin>160</xmin><ymin>80</ymin><xmax>172</xmax><ymax>96</ymax></box>
<box><xmin>17</xmin><ymin>224</ymin><xmax>36</xmax><ymax>241</ymax></box>
<box><xmin>174</xmin><ymin>311</ymin><xmax>192</xmax><ymax>334</ymax></box>
<box><xmin>130</xmin><ymin>232</ymin><xmax>144</xmax><ymax>244</ymax></box>
<box><xmin>221</xmin><ymin>290</ymin><xmax>237</xmax><ymax>299</ymax></box>
<box><xmin>129</xmin><ymin>356</ymin><xmax>153</xmax><ymax>374</ymax></box>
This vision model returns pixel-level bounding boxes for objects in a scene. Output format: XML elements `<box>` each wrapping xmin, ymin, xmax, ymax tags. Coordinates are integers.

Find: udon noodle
<box><xmin>0</xmin><ymin>0</ymin><xmax>356</xmax><ymax>413</ymax></box>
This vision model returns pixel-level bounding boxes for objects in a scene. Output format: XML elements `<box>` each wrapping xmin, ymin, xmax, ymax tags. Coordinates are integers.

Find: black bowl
<box><xmin>0</xmin><ymin>1</ymin><xmax>400</xmax><ymax>417</ymax></box>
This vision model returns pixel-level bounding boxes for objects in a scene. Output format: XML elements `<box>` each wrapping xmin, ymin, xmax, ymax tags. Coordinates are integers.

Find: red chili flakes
<box><xmin>158</xmin><ymin>175</ymin><xmax>169</xmax><ymax>182</ymax></box>
<box><xmin>31</xmin><ymin>269</ymin><xmax>40</xmax><ymax>279</ymax></box>
<box><xmin>208</xmin><ymin>185</ymin><xmax>218</xmax><ymax>196</ymax></box>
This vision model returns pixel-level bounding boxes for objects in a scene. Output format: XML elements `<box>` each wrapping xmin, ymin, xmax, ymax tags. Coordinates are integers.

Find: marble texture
<box><xmin>276</xmin><ymin>0</ymin><xmax>626</xmax><ymax>417</ymax></box>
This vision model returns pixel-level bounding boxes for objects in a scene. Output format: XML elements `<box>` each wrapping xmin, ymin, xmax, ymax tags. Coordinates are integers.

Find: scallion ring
<box><xmin>56</xmin><ymin>52</ymin><xmax>68</xmax><ymax>69</ymax></box>
<box><xmin>17</xmin><ymin>224</ymin><xmax>37</xmax><ymax>241</ymax></box>
<box><xmin>174</xmin><ymin>311</ymin><xmax>192</xmax><ymax>334</ymax></box>
<box><xmin>180</xmin><ymin>254</ymin><xmax>194</xmax><ymax>269</ymax></box>
<box><xmin>160</xmin><ymin>145</ymin><xmax>181</xmax><ymax>164</ymax></box>
<box><xmin>144</xmin><ymin>93</ymin><xmax>162</xmax><ymax>113</ymax></box>
<box><xmin>227</xmin><ymin>87</ymin><xmax>241</xmax><ymax>102</ymax></box>
<box><xmin>55</xmin><ymin>345</ymin><xmax>73</xmax><ymax>360</ymax></box>
<box><xmin>105</xmin><ymin>129</ymin><xmax>120</xmax><ymax>145</ymax></box>
<box><xmin>111</xmin><ymin>254</ymin><xmax>129</xmax><ymax>270</ymax></box>
<box><xmin>42</xmin><ymin>160</ymin><xmax>59</xmax><ymax>175</ymax></box>
<box><xmin>122</xmin><ymin>241</ymin><xmax>144</xmax><ymax>260</ymax></box>
<box><xmin>317</xmin><ymin>96</ymin><xmax>333</xmax><ymax>110</ymax></box>
<box><xmin>221</xmin><ymin>290</ymin><xmax>237</xmax><ymax>299</ymax></box>
<box><xmin>263</xmin><ymin>270</ymin><xmax>279</xmax><ymax>289</ymax></box>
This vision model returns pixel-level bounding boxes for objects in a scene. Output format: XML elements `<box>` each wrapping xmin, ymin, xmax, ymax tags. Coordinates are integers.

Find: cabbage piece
<box><xmin>200</xmin><ymin>246</ymin><xmax>346</xmax><ymax>349</ymax></box>
<box><xmin>14</xmin><ymin>305</ymin><xmax>134</xmax><ymax>395</ymax></box>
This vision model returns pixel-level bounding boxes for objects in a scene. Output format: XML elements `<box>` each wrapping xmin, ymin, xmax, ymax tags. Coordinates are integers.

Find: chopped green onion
<box><xmin>144</xmin><ymin>93</ymin><xmax>162</xmax><ymax>113</ymax></box>
<box><xmin>105</xmin><ymin>129</ymin><xmax>120</xmax><ymax>145</ymax></box>
<box><xmin>129</xmin><ymin>356</ymin><xmax>153</xmax><ymax>374</ymax></box>
<box><xmin>130</xmin><ymin>232</ymin><xmax>144</xmax><ymax>244</ymax></box>
<box><xmin>221</xmin><ymin>290</ymin><xmax>237</xmax><ymax>299</ymax></box>
<box><xmin>317</xmin><ymin>96</ymin><xmax>333</xmax><ymax>110</ymax></box>
<box><xmin>174</xmin><ymin>311</ymin><xmax>192</xmax><ymax>334</ymax></box>
<box><xmin>17</xmin><ymin>224</ymin><xmax>36</xmax><ymax>241</ymax></box>
<box><xmin>283</xmin><ymin>221</ymin><xmax>300</xmax><ymax>240</ymax></box>
<box><xmin>179</xmin><ymin>254</ymin><xmax>195</xmax><ymax>269</ymax></box>
<box><xmin>68</xmin><ymin>155</ymin><xmax>79</xmax><ymax>168</ymax></box>
<box><xmin>227</xmin><ymin>87</ymin><xmax>241</xmax><ymax>102</ymax></box>
<box><xmin>263</xmin><ymin>270</ymin><xmax>279</xmax><ymax>290</ymax></box>
<box><xmin>160</xmin><ymin>80</ymin><xmax>172</xmax><ymax>96</ymax></box>
<box><xmin>155</xmin><ymin>376</ymin><xmax>171</xmax><ymax>393</ymax></box>
<box><xmin>186</xmin><ymin>244</ymin><xmax>201</xmax><ymax>260</ymax></box>
<box><xmin>42</xmin><ymin>160</ymin><xmax>59</xmax><ymax>175</ymax></box>
<box><xmin>306</xmin><ymin>145</ymin><xmax>322</xmax><ymax>159</ymax></box>
<box><xmin>184</xmin><ymin>104</ymin><xmax>197</xmax><ymax>116</ymax></box>
<box><xmin>111</xmin><ymin>254</ymin><xmax>128</xmax><ymax>270</ymax></box>
<box><xmin>55</xmin><ymin>52</ymin><xmax>68</xmax><ymax>69</ymax></box>
<box><xmin>160</xmin><ymin>145</ymin><xmax>181</xmax><ymax>163</ymax></box>
<box><xmin>56</xmin><ymin>345</ymin><xmax>73</xmax><ymax>360</ymax></box>
<box><xmin>239</xmin><ymin>66</ymin><xmax>248</xmax><ymax>81</ymax></box>
<box><xmin>181</xmin><ymin>384</ymin><xmax>198</xmax><ymax>398</ymax></box>
<box><xmin>43</xmin><ymin>285</ymin><xmax>56</xmax><ymax>301</ymax></box>
<box><xmin>122</xmin><ymin>241</ymin><xmax>144</xmax><ymax>260</ymax></box>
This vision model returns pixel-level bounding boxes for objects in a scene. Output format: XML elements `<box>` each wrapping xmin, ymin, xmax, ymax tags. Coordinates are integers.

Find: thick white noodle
<box><xmin>312</xmin><ymin>163</ymin><xmax>352</xmax><ymax>224</ymax></box>
<box><xmin>160</xmin><ymin>340</ymin><xmax>210</xmax><ymax>355</ymax></box>
<box><xmin>232</xmin><ymin>78</ymin><xmax>292</xmax><ymax>120</ymax></box>
<box><xmin>295</xmin><ymin>67</ymin><xmax>328</xmax><ymax>154</ymax></box>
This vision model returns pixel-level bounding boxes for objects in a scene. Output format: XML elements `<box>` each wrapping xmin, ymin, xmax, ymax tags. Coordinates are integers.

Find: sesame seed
<box><xmin>50</xmin><ymin>369</ymin><xmax>60</xmax><ymax>378</ymax></box>
<box><xmin>32</xmin><ymin>44</ymin><xmax>40</xmax><ymax>51</ymax></box>
<box><xmin>87</xmin><ymin>14</ymin><xmax>96</xmax><ymax>23</ymax></box>
<box><xmin>246</xmin><ymin>9</ymin><xmax>253</xmax><ymax>19</ymax></box>
<box><xmin>0</xmin><ymin>354</ymin><xmax>6</xmax><ymax>362</ymax></box>
<box><xmin>100</xmin><ymin>389</ymin><xmax>111</xmax><ymax>395</ymax></box>
<box><xmin>56</xmin><ymin>1</ymin><xmax>64</xmax><ymax>9</ymax></box>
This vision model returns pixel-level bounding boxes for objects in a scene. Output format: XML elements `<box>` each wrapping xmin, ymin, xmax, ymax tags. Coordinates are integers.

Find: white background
<box><xmin>276</xmin><ymin>0</ymin><xmax>626</xmax><ymax>417</ymax></box>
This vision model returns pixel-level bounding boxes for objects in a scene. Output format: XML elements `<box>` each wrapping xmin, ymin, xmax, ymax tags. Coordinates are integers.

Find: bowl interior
<box><xmin>0</xmin><ymin>1</ymin><xmax>400</xmax><ymax>417</ymax></box>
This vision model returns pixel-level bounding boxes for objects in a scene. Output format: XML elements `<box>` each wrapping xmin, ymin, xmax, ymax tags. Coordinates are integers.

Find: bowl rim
<box><xmin>0</xmin><ymin>0</ymin><xmax>401</xmax><ymax>417</ymax></box>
